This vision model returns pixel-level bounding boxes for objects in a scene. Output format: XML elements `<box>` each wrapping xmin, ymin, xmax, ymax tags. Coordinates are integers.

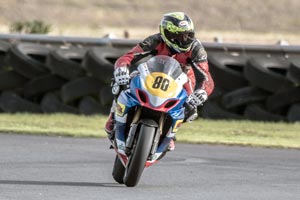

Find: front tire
<box><xmin>123</xmin><ymin>124</ymin><xmax>156</xmax><ymax>187</ymax></box>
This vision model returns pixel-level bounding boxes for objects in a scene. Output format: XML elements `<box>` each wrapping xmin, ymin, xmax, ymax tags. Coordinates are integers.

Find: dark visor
<box><xmin>165</xmin><ymin>30</ymin><xmax>195</xmax><ymax>47</ymax></box>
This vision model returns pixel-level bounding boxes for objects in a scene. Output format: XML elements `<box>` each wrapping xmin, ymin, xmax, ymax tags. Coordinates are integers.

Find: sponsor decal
<box><xmin>116</xmin><ymin>102</ymin><xmax>125</xmax><ymax>116</ymax></box>
<box><xmin>179</xmin><ymin>20</ymin><xmax>189</xmax><ymax>28</ymax></box>
<box><xmin>172</xmin><ymin>119</ymin><xmax>183</xmax><ymax>132</ymax></box>
<box><xmin>116</xmin><ymin>139</ymin><xmax>126</xmax><ymax>151</ymax></box>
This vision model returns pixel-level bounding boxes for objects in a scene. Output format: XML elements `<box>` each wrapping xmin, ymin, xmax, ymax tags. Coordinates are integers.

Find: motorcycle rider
<box><xmin>105</xmin><ymin>12</ymin><xmax>214</xmax><ymax>150</ymax></box>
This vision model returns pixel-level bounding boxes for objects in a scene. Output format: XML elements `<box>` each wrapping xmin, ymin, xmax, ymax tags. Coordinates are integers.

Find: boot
<box><xmin>105</xmin><ymin>112</ymin><xmax>115</xmax><ymax>140</ymax></box>
<box><xmin>168</xmin><ymin>138</ymin><xmax>175</xmax><ymax>151</ymax></box>
<box><xmin>167</xmin><ymin>134</ymin><xmax>176</xmax><ymax>151</ymax></box>
<box><xmin>105</xmin><ymin>101</ymin><xmax>116</xmax><ymax>139</ymax></box>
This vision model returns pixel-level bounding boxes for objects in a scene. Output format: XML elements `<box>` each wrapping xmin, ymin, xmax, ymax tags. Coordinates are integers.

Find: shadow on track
<box><xmin>0</xmin><ymin>180</ymin><xmax>123</xmax><ymax>187</ymax></box>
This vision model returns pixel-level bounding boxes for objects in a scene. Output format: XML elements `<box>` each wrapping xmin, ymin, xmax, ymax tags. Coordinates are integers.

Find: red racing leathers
<box><xmin>114</xmin><ymin>33</ymin><xmax>214</xmax><ymax>96</ymax></box>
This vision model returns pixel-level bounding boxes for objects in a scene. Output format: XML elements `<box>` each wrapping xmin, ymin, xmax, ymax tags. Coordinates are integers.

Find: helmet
<box><xmin>159</xmin><ymin>12</ymin><xmax>195</xmax><ymax>52</ymax></box>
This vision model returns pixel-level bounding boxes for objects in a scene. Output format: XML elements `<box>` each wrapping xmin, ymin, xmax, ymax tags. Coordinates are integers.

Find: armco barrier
<box><xmin>1</xmin><ymin>34</ymin><xmax>299</xmax><ymax>58</ymax></box>
<box><xmin>1</xmin><ymin>33</ymin><xmax>300</xmax><ymax>54</ymax></box>
<box><xmin>0</xmin><ymin>33</ymin><xmax>299</xmax><ymax>122</ymax></box>
<box><xmin>0</xmin><ymin>33</ymin><xmax>138</xmax><ymax>48</ymax></box>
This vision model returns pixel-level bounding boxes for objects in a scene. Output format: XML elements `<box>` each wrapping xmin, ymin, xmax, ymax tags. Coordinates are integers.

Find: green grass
<box><xmin>0</xmin><ymin>113</ymin><xmax>299</xmax><ymax>149</ymax></box>
<box><xmin>0</xmin><ymin>113</ymin><xmax>106</xmax><ymax>138</ymax></box>
<box><xmin>179</xmin><ymin>120</ymin><xmax>300</xmax><ymax>148</ymax></box>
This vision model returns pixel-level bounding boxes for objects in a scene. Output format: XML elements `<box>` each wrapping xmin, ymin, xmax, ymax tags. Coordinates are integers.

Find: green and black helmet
<box><xmin>159</xmin><ymin>12</ymin><xmax>195</xmax><ymax>52</ymax></box>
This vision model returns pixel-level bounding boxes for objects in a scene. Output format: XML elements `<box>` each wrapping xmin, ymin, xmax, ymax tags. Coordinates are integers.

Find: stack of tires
<box><xmin>0</xmin><ymin>40</ymin><xmax>132</xmax><ymax>115</ymax></box>
<box><xmin>0</xmin><ymin>39</ymin><xmax>299</xmax><ymax>122</ymax></box>
<box><xmin>203</xmin><ymin>49</ymin><xmax>300</xmax><ymax>122</ymax></box>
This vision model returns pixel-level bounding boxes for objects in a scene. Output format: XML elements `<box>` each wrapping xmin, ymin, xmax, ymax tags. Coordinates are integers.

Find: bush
<box><xmin>9</xmin><ymin>20</ymin><xmax>51</xmax><ymax>34</ymax></box>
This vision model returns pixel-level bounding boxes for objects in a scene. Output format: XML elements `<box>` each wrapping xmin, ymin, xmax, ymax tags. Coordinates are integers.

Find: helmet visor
<box><xmin>164</xmin><ymin>30</ymin><xmax>195</xmax><ymax>49</ymax></box>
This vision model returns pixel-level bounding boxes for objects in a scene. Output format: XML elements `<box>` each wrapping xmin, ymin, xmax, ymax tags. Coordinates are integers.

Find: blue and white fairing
<box><xmin>114</xmin><ymin>55</ymin><xmax>188</xmax><ymax>158</ymax></box>
<box><xmin>118</xmin><ymin>55</ymin><xmax>188</xmax><ymax>118</ymax></box>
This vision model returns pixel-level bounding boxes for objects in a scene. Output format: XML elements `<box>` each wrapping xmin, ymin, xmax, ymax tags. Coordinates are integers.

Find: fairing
<box><xmin>114</xmin><ymin>55</ymin><xmax>188</xmax><ymax>166</ymax></box>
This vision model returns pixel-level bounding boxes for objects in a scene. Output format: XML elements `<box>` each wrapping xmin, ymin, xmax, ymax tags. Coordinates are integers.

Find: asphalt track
<box><xmin>0</xmin><ymin>133</ymin><xmax>299</xmax><ymax>200</ymax></box>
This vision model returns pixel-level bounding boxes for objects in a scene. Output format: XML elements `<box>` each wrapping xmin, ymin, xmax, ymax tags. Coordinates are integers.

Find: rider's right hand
<box><xmin>184</xmin><ymin>102</ymin><xmax>198</xmax><ymax>122</ymax></box>
<box><xmin>186</xmin><ymin>89</ymin><xmax>208</xmax><ymax>108</ymax></box>
<box><xmin>114</xmin><ymin>66</ymin><xmax>130</xmax><ymax>85</ymax></box>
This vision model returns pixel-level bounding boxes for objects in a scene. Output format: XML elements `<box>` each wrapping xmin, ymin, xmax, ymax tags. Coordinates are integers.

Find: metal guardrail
<box><xmin>0</xmin><ymin>33</ymin><xmax>300</xmax><ymax>54</ymax></box>
<box><xmin>0</xmin><ymin>33</ymin><xmax>138</xmax><ymax>46</ymax></box>
<box><xmin>203</xmin><ymin>41</ymin><xmax>300</xmax><ymax>55</ymax></box>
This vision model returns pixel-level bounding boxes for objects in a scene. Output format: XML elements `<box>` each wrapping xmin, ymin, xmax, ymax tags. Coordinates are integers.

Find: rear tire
<box><xmin>123</xmin><ymin>124</ymin><xmax>156</xmax><ymax>187</ymax></box>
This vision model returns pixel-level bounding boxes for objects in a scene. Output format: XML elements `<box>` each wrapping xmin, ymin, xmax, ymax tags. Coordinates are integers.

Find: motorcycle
<box><xmin>109</xmin><ymin>55</ymin><xmax>190</xmax><ymax>187</ymax></box>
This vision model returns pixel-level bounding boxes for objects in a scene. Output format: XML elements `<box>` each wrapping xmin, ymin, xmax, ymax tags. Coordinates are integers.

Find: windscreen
<box><xmin>146</xmin><ymin>55</ymin><xmax>183</xmax><ymax>79</ymax></box>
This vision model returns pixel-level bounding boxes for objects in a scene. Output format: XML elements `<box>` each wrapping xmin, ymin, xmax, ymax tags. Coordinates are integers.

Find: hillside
<box><xmin>0</xmin><ymin>0</ymin><xmax>300</xmax><ymax>44</ymax></box>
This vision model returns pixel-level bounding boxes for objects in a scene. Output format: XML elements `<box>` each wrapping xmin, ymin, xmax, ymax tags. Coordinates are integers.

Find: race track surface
<box><xmin>0</xmin><ymin>133</ymin><xmax>299</xmax><ymax>200</ymax></box>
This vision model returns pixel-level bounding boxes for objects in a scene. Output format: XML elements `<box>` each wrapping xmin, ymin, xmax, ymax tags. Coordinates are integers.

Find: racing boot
<box><xmin>167</xmin><ymin>133</ymin><xmax>176</xmax><ymax>151</ymax></box>
<box><xmin>168</xmin><ymin>138</ymin><xmax>176</xmax><ymax>151</ymax></box>
<box><xmin>105</xmin><ymin>101</ymin><xmax>117</xmax><ymax>140</ymax></box>
<box><xmin>105</xmin><ymin>112</ymin><xmax>115</xmax><ymax>140</ymax></box>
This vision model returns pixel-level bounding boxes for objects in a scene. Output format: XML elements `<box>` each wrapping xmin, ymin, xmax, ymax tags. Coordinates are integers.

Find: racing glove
<box><xmin>186</xmin><ymin>89</ymin><xmax>208</xmax><ymax>108</ymax></box>
<box><xmin>114</xmin><ymin>66</ymin><xmax>130</xmax><ymax>85</ymax></box>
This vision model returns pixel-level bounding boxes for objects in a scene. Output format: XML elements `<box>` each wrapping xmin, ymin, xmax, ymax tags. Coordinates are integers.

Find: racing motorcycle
<box><xmin>109</xmin><ymin>55</ymin><xmax>191</xmax><ymax>187</ymax></box>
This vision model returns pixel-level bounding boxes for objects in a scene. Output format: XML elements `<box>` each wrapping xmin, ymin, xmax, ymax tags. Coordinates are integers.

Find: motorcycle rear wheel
<box><xmin>112</xmin><ymin>155</ymin><xmax>125</xmax><ymax>184</ymax></box>
<box><xmin>123</xmin><ymin>124</ymin><xmax>156</xmax><ymax>187</ymax></box>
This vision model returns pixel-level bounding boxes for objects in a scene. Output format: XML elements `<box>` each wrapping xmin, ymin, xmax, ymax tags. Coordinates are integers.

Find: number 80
<box><xmin>152</xmin><ymin>76</ymin><xmax>170</xmax><ymax>91</ymax></box>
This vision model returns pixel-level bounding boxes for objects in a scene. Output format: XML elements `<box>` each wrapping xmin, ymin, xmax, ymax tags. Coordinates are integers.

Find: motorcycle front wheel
<box><xmin>123</xmin><ymin>124</ymin><xmax>156</xmax><ymax>187</ymax></box>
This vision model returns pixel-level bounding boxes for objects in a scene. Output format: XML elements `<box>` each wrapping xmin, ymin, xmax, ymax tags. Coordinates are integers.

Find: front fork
<box><xmin>116</xmin><ymin>104</ymin><xmax>183</xmax><ymax>162</ymax></box>
<box><xmin>125</xmin><ymin>107</ymin><xmax>142</xmax><ymax>155</ymax></box>
<box><xmin>124</xmin><ymin>107</ymin><xmax>165</xmax><ymax>160</ymax></box>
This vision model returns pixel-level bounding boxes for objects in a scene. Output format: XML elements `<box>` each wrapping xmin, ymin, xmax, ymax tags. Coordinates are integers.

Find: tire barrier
<box><xmin>23</xmin><ymin>74</ymin><xmax>66</xmax><ymax>100</ymax></box>
<box><xmin>287</xmin><ymin>58</ymin><xmax>300</xmax><ymax>84</ymax></box>
<box><xmin>208</xmin><ymin>53</ymin><xmax>248</xmax><ymax>90</ymax></box>
<box><xmin>221</xmin><ymin>86</ymin><xmax>269</xmax><ymax>110</ymax></box>
<box><xmin>41</xmin><ymin>92</ymin><xmax>79</xmax><ymax>114</ymax></box>
<box><xmin>7</xmin><ymin>43</ymin><xmax>51</xmax><ymax>79</ymax></box>
<box><xmin>60</xmin><ymin>77</ymin><xmax>104</xmax><ymax>103</ymax></box>
<box><xmin>205</xmin><ymin>48</ymin><xmax>300</xmax><ymax>122</ymax></box>
<box><xmin>0</xmin><ymin>71</ymin><xmax>28</xmax><ymax>90</ymax></box>
<box><xmin>83</xmin><ymin>47</ymin><xmax>129</xmax><ymax>84</ymax></box>
<box><xmin>266</xmin><ymin>87</ymin><xmax>300</xmax><ymax>114</ymax></box>
<box><xmin>47</xmin><ymin>48</ymin><xmax>87</xmax><ymax>80</ymax></box>
<box><xmin>0</xmin><ymin>35</ymin><xmax>300</xmax><ymax>122</ymax></box>
<box><xmin>79</xmin><ymin>96</ymin><xmax>109</xmax><ymax>115</ymax></box>
<box><xmin>287</xmin><ymin>103</ymin><xmax>300</xmax><ymax>122</ymax></box>
<box><xmin>0</xmin><ymin>41</ymin><xmax>11</xmax><ymax>71</ymax></box>
<box><xmin>0</xmin><ymin>91</ymin><xmax>42</xmax><ymax>113</ymax></box>
<box><xmin>201</xmin><ymin>100</ymin><xmax>245</xmax><ymax>120</ymax></box>
<box><xmin>244</xmin><ymin>56</ymin><xmax>293</xmax><ymax>93</ymax></box>
<box><xmin>244</xmin><ymin>103</ymin><xmax>286</xmax><ymax>122</ymax></box>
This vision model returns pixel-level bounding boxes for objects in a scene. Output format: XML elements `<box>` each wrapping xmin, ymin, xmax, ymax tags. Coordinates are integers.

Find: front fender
<box><xmin>138</xmin><ymin>119</ymin><xmax>159</xmax><ymax>127</ymax></box>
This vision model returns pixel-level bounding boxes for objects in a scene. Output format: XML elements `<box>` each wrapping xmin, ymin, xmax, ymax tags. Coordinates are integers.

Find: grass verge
<box><xmin>0</xmin><ymin>113</ymin><xmax>299</xmax><ymax>149</ymax></box>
